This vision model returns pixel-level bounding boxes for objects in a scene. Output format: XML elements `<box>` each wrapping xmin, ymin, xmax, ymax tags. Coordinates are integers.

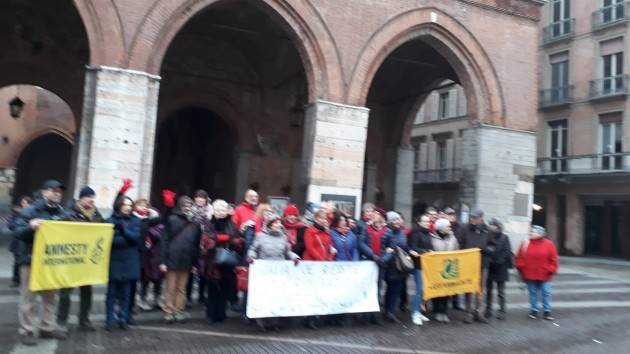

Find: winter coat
<box><xmin>134</xmin><ymin>209</ymin><xmax>163</xmax><ymax>281</ymax></box>
<box><xmin>381</xmin><ymin>225</ymin><xmax>409</xmax><ymax>280</ymax></box>
<box><xmin>459</xmin><ymin>223</ymin><xmax>492</xmax><ymax>268</ymax></box>
<box><xmin>65</xmin><ymin>202</ymin><xmax>104</xmax><ymax>223</ymax></box>
<box><xmin>515</xmin><ymin>237</ymin><xmax>558</xmax><ymax>282</ymax></box>
<box><xmin>302</xmin><ymin>224</ymin><xmax>334</xmax><ymax>261</ymax></box>
<box><xmin>12</xmin><ymin>199</ymin><xmax>67</xmax><ymax>265</ymax></box>
<box><xmin>487</xmin><ymin>231</ymin><xmax>513</xmax><ymax>282</ymax></box>
<box><xmin>248</xmin><ymin>230</ymin><xmax>298</xmax><ymax>261</ymax></box>
<box><xmin>107</xmin><ymin>212</ymin><xmax>142</xmax><ymax>281</ymax></box>
<box><xmin>330</xmin><ymin>229</ymin><xmax>359</xmax><ymax>261</ymax></box>
<box><xmin>160</xmin><ymin>210</ymin><xmax>202</xmax><ymax>272</ymax></box>
<box><xmin>204</xmin><ymin>216</ymin><xmax>244</xmax><ymax>279</ymax></box>
<box><xmin>231</xmin><ymin>202</ymin><xmax>256</xmax><ymax>231</ymax></box>
<box><xmin>358</xmin><ymin>224</ymin><xmax>386</xmax><ymax>261</ymax></box>
<box><xmin>285</xmin><ymin>221</ymin><xmax>307</xmax><ymax>257</ymax></box>
<box><xmin>6</xmin><ymin>208</ymin><xmax>22</xmax><ymax>254</ymax></box>
<box><xmin>429</xmin><ymin>231</ymin><xmax>459</xmax><ymax>252</ymax></box>
<box><xmin>408</xmin><ymin>226</ymin><xmax>433</xmax><ymax>270</ymax></box>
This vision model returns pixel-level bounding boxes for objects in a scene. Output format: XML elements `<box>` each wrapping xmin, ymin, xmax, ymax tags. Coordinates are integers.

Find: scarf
<box><xmin>368</xmin><ymin>224</ymin><xmax>386</xmax><ymax>256</ymax></box>
<box><xmin>78</xmin><ymin>203</ymin><xmax>96</xmax><ymax>219</ymax></box>
<box><xmin>283</xmin><ymin>219</ymin><xmax>305</xmax><ymax>246</ymax></box>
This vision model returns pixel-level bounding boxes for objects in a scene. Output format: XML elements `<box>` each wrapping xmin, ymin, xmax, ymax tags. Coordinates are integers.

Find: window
<box><xmin>599</xmin><ymin>116</ymin><xmax>623</xmax><ymax>170</ymax></box>
<box><xmin>550</xmin><ymin>52</ymin><xmax>570</xmax><ymax>101</ymax></box>
<box><xmin>438</xmin><ymin>92</ymin><xmax>450</xmax><ymax>119</ymax></box>
<box><xmin>602</xmin><ymin>0</ymin><xmax>625</xmax><ymax>23</ymax></box>
<box><xmin>436</xmin><ymin>140</ymin><xmax>447</xmax><ymax>170</ymax></box>
<box><xmin>551</xmin><ymin>0</ymin><xmax>571</xmax><ymax>36</ymax></box>
<box><xmin>602</xmin><ymin>51</ymin><xmax>624</xmax><ymax>93</ymax></box>
<box><xmin>548</xmin><ymin>120</ymin><xmax>568</xmax><ymax>172</ymax></box>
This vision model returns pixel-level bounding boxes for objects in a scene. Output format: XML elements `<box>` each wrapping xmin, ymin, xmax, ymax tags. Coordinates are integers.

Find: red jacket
<box><xmin>232</xmin><ymin>202</ymin><xmax>256</xmax><ymax>231</ymax></box>
<box><xmin>515</xmin><ymin>238</ymin><xmax>558</xmax><ymax>281</ymax></box>
<box><xmin>302</xmin><ymin>226</ymin><xmax>334</xmax><ymax>261</ymax></box>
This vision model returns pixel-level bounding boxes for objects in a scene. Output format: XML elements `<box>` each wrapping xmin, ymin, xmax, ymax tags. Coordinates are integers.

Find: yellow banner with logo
<box><xmin>30</xmin><ymin>221</ymin><xmax>114</xmax><ymax>291</ymax></box>
<box><xmin>421</xmin><ymin>248</ymin><xmax>481</xmax><ymax>300</ymax></box>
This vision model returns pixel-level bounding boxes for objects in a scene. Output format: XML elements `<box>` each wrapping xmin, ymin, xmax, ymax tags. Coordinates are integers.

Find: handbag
<box><xmin>394</xmin><ymin>246</ymin><xmax>414</xmax><ymax>273</ymax></box>
<box><xmin>214</xmin><ymin>246</ymin><xmax>240</xmax><ymax>271</ymax></box>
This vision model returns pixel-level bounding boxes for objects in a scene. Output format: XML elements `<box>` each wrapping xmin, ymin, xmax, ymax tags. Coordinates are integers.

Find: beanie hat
<box><xmin>435</xmin><ymin>218</ymin><xmax>451</xmax><ymax>231</ymax></box>
<box><xmin>283</xmin><ymin>204</ymin><xmax>299</xmax><ymax>217</ymax></box>
<box><xmin>386</xmin><ymin>211</ymin><xmax>401</xmax><ymax>223</ymax></box>
<box><xmin>265</xmin><ymin>213</ymin><xmax>282</xmax><ymax>227</ymax></box>
<box><xmin>489</xmin><ymin>218</ymin><xmax>503</xmax><ymax>230</ymax></box>
<box><xmin>79</xmin><ymin>186</ymin><xmax>95</xmax><ymax>199</ymax></box>
<box><xmin>374</xmin><ymin>207</ymin><xmax>387</xmax><ymax>220</ymax></box>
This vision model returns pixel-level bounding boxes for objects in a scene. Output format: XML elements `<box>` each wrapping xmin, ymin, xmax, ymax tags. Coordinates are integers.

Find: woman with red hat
<box><xmin>282</xmin><ymin>204</ymin><xmax>307</xmax><ymax>257</ymax></box>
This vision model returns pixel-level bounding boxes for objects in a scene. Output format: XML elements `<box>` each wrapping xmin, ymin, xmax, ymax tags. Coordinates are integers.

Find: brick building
<box><xmin>536</xmin><ymin>0</ymin><xmax>630</xmax><ymax>259</ymax></box>
<box><xmin>0</xmin><ymin>0</ymin><xmax>543</xmax><ymax>245</ymax></box>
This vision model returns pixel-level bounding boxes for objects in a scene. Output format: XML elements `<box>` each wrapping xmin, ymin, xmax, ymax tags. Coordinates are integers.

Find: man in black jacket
<box><xmin>459</xmin><ymin>209</ymin><xmax>493</xmax><ymax>324</ymax></box>
<box><xmin>56</xmin><ymin>186</ymin><xmax>103</xmax><ymax>332</ymax></box>
<box><xmin>12</xmin><ymin>180</ymin><xmax>69</xmax><ymax>345</ymax></box>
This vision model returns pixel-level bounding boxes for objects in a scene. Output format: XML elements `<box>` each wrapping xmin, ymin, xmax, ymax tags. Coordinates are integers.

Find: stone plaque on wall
<box><xmin>321</xmin><ymin>194</ymin><xmax>357</xmax><ymax>217</ymax></box>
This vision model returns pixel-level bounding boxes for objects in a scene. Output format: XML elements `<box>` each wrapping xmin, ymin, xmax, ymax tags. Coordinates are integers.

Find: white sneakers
<box><xmin>411</xmin><ymin>311</ymin><xmax>423</xmax><ymax>326</ymax></box>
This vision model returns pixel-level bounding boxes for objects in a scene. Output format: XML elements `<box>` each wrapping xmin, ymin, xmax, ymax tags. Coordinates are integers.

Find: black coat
<box><xmin>107</xmin><ymin>213</ymin><xmax>142</xmax><ymax>281</ymax></box>
<box><xmin>160</xmin><ymin>210</ymin><xmax>201</xmax><ymax>272</ymax></box>
<box><xmin>12</xmin><ymin>199</ymin><xmax>67</xmax><ymax>265</ymax></box>
<box><xmin>408</xmin><ymin>227</ymin><xmax>433</xmax><ymax>270</ymax></box>
<box><xmin>381</xmin><ymin>226</ymin><xmax>409</xmax><ymax>281</ymax></box>
<box><xmin>65</xmin><ymin>203</ymin><xmax>104</xmax><ymax>223</ymax></box>
<box><xmin>487</xmin><ymin>231</ymin><xmax>513</xmax><ymax>282</ymax></box>
<box><xmin>460</xmin><ymin>223</ymin><xmax>493</xmax><ymax>268</ymax></box>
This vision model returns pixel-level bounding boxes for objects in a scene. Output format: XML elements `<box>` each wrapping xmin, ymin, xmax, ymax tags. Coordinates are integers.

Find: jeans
<box><xmin>412</xmin><ymin>270</ymin><xmax>423</xmax><ymax>313</ymax></box>
<box><xmin>57</xmin><ymin>285</ymin><xmax>93</xmax><ymax>325</ymax></box>
<box><xmin>526</xmin><ymin>280</ymin><xmax>552</xmax><ymax>313</ymax></box>
<box><xmin>106</xmin><ymin>280</ymin><xmax>132</xmax><ymax>324</ymax></box>
<box><xmin>384</xmin><ymin>279</ymin><xmax>404</xmax><ymax>315</ymax></box>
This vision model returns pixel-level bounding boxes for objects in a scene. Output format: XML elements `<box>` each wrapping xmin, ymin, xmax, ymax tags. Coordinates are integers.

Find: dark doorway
<box><xmin>13</xmin><ymin>134</ymin><xmax>72</xmax><ymax>202</ymax></box>
<box><xmin>584</xmin><ymin>205</ymin><xmax>605</xmax><ymax>256</ymax></box>
<box><xmin>152</xmin><ymin>107</ymin><xmax>236</xmax><ymax>204</ymax></box>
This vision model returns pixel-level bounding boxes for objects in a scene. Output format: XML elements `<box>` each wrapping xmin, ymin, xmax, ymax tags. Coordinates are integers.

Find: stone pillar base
<box><xmin>461</xmin><ymin>125</ymin><xmax>536</xmax><ymax>249</ymax></box>
<box><xmin>302</xmin><ymin>100</ymin><xmax>369</xmax><ymax>219</ymax></box>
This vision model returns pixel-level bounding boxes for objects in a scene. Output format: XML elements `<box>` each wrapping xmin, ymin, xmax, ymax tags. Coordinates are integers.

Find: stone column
<box><xmin>0</xmin><ymin>167</ymin><xmax>16</xmax><ymax>214</ymax></box>
<box><xmin>74</xmin><ymin>66</ymin><xmax>160</xmax><ymax>210</ymax></box>
<box><xmin>302</xmin><ymin>100</ymin><xmax>369</xmax><ymax>219</ymax></box>
<box><xmin>565</xmin><ymin>192</ymin><xmax>584</xmax><ymax>255</ymax></box>
<box><xmin>394</xmin><ymin>147</ymin><xmax>414</xmax><ymax>226</ymax></box>
<box><xmin>460</xmin><ymin>125</ymin><xmax>537</xmax><ymax>250</ymax></box>
<box><xmin>234</xmin><ymin>151</ymin><xmax>250</xmax><ymax>202</ymax></box>
<box><xmin>364</xmin><ymin>162</ymin><xmax>378</xmax><ymax>205</ymax></box>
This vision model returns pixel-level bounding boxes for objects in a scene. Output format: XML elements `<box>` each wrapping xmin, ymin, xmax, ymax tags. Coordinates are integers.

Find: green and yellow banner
<box><xmin>421</xmin><ymin>248</ymin><xmax>481</xmax><ymax>300</ymax></box>
<box><xmin>30</xmin><ymin>221</ymin><xmax>114</xmax><ymax>291</ymax></box>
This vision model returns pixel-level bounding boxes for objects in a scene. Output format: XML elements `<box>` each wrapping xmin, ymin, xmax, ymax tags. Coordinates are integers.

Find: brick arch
<box><xmin>347</xmin><ymin>8</ymin><xmax>505</xmax><ymax>127</ymax></box>
<box><xmin>9</xmin><ymin>129</ymin><xmax>74</xmax><ymax>167</ymax></box>
<box><xmin>127</xmin><ymin>0</ymin><xmax>343</xmax><ymax>103</ymax></box>
<box><xmin>73</xmin><ymin>0</ymin><xmax>126</xmax><ymax>66</ymax></box>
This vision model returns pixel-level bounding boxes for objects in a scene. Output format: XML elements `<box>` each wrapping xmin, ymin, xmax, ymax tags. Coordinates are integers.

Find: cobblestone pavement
<box><xmin>1</xmin><ymin>251</ymin><xmax>629</xmax><ymax>354</ymax></box>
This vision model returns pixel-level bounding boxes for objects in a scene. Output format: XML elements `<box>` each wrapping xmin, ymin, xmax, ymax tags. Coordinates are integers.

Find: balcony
<box><xmin>539</xmin><ymin>85</ymin><xmax>574</xmax><ymax>109</ymax></box>
<box><xmin>414</xmin><ymin>168</ymin><xmax>461</xmax><ymax>184</ymax></box>
<box><xmin>537</xmin><ymin>153</ymin><xmax>630</xmax><ymax>177</ymax></box>
<box><xmin>592</xmin><ymin>2</ymin><xmax>629</xmax><ymax>31</ymax></box>
<box><xmin>543</xmin><ymin>18</ymin><xmax>575</xmax><ymax>45</ymax></box>
<box><xmin>589</xmin><ymin>75</ymin><xmax>629</xmax><ymax>100</ymax></box>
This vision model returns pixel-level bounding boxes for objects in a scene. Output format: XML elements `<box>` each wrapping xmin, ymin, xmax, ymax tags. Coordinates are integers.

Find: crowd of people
<box><xmin>2</xmin><ymin>178</ymin><xmax>559</xmax><ymax>346</ymax></box>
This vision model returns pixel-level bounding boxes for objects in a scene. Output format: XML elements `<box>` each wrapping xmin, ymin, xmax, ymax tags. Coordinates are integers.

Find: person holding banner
<box><xmin>408</xmin><ymin>215</ymin><xmax>434</xmax><ymax>326</ymax></box>
<box><xmin>302</xmin><ymin>209</ymin><xmax>336</xmax><ymax>329</ymax></box>
<box><xmin>12</xmin><ymin>180</ymin><xmax>69</xmax><ymax>345</ymax></box>
<box><xmin>515</xmin><ymin>225</ymin><xmax>558</xmax><ymax>321</ymax></box>
<box><xmin>247</xmin><ymin>213</ymin><xmax>300</xmax><ymax>331</ymax></box>
<box><xmin>57</xmin><ymin>186</ymin><xmax>103</xmax><ymax>333</ymax></box>
<box><xmin>429</xmin><ymin>218</ymin><xmax>460</xmax><ymax>323</ymax></box>
<box><xmin>380</xmin><ymin>211</ymin><xmax>410</xmax><ymax>324</ymax></box>
<box><xmin>330</xmin><ymin>214</ymin><xmax>359</xmax><ymax>262</ymax></box>
<box><xmin>105</xmin><ymin>194</ymin><xmax>141</xmax><ymax>331</ymax></box>
<box><xmin>160</xmin><ymin>195</ymin><xmax>201</xmax><ymax>324</ymax></box>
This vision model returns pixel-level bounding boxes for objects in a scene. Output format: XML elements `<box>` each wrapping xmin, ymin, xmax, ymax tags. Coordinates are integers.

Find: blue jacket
<box><xmin>381</xmin><ymin>225</ymin><xmax>409</xmax><ymax>280</ymax></box>
<box><xmin>330</xmin><ymin>229</ymin><xmax>359</xmax><ymax>261</ymax></box>
<box><xmin>12</xmin><ymin>199</ymin><xmax>67</xmax><ymax>265</ymax></box>
<box><xmin>107</xmin><ymin>213</ymin><xmax>141</xmax><ymax>281</ymax></box>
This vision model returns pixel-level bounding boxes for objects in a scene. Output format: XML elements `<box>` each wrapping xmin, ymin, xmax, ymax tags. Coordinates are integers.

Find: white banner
<box><xmin>246</xmin><ymin>260</ymin><xmax>380</xmax><ymax>318</ymax></box>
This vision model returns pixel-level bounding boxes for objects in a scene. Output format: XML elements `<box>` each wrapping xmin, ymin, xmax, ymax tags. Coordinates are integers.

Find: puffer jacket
<box><xmin>381</xmin><ymin>225</ymin><xmax>409</xmax><ymax>280</ymax></box>
<box><xmin>248</xmin><ymin>230</ymin><xmax>298</xmax><ymax>261</ymax></box>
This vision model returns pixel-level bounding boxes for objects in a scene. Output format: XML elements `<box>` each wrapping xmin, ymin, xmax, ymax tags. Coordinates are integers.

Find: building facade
<box><xmin>536</xmin><ymin>0</ymin><xmax>630</xmax><ymax>259</ymax></box>
<box><xmin>0</xmin><ymin>0</ymin><xmax>542</xmax><ymax>246</ymax></box>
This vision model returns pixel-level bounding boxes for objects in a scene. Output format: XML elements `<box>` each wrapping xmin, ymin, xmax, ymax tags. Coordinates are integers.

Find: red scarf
<box><xmin>367</xmin><ymin>224</ymin><xmax>386</xmax><ymax>256</ymax></box>
<box><xmin>283</xmin><ymin>220</ymin><xmax>305</xmax><ymax>246</ymax></box>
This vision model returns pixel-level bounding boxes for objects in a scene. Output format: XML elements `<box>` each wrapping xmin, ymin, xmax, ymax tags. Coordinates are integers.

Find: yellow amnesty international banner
<box><xmin>421</xmin><ymin>248</ymin><xmax>481</xmax><ymax>300</ymax></box>
<box><xmin>30</xmin><ymin>221</ymin><xmax>114</xmax><ymax>291</ymax></box>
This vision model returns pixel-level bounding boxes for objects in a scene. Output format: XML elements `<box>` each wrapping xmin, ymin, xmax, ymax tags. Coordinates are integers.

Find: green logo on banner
<box><xmin>441</xmin><ymin>258</ymin><xmax>460</xmax><ymax>279</ymax></box>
